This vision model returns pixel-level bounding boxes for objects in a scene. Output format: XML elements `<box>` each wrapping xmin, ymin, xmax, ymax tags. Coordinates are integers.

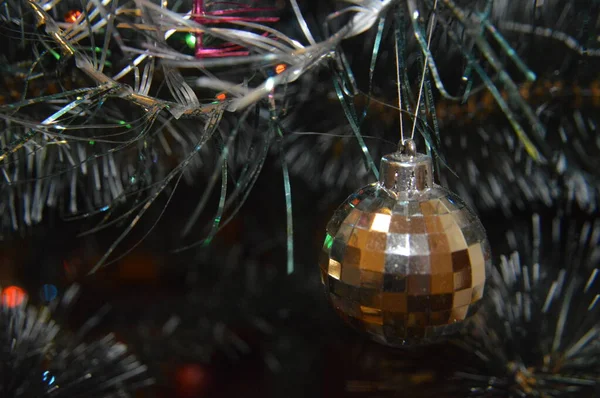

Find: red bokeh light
<box><xmin>275</xmin><ymin>63</ymin><xmax>287</xmax><ymax>74</ymax></box>
<box><xmin>64</xmin><ymin>10</ymin><xmax>82</xmax><ymax>23</ymax></box>
<box><xmin>175</xmin><ymin>363</ymin><xmax>211</xmax><ymax>397</ymax></box>
<box><xmin>1</xmin><ymin>286</ymin><xmax>26</xmax><ymax>308</ymax></box>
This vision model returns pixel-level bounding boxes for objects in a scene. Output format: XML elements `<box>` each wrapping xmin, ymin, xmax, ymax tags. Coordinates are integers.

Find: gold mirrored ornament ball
<box><xmin>319</xmin><ymin>140</ymin><xmax>490</xmax><ymax>346</ymax></box>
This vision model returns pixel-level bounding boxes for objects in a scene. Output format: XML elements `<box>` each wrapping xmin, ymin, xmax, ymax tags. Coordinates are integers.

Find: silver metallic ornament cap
<box><xmin>379</xmin><ymin>140</ymin><xmax>433</xmax><ymax>192</ymax></box>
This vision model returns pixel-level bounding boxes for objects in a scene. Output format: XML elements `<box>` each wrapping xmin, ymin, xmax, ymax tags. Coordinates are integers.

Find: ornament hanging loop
<box><xmin>398</xmin><ymin>138</ymin><xmax>417</xmax><ymax>157</ymax></box>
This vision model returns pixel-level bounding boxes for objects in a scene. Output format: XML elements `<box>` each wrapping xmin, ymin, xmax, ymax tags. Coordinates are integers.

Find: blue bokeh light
<box><xmin>40</xmin><ymin>284</ymin><xmax>58</xmax><ymax>302</ymax></box>
<box><xmin>42</xmin><ymin>370</ymin><xmax>55</xmax><ymax>385</ymax></box>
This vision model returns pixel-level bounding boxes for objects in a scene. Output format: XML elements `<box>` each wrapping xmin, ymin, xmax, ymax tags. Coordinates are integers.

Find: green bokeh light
<box><xmin>185</xmin><ymin>33</ymin><xmax>197</xmax><ymax>49</ymax></box>
<box><xmin>324</xmin><ymin>233</ymin><xmax>334</xmax><ymax>250</ymax></box>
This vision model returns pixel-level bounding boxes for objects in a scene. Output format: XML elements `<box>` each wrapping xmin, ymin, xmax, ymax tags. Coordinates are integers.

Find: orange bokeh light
<box><xmin>216</xmin><ymin>92</ymin><xmax>227</xmax><ymax>101</ymax></box>
<box><xmin>1</xmin><ymin>286</ymin><xmax>26</xmax><ymax>308</ymax></box>
<box><xmin>275</xmin><ymin>63</ymin><xmax>287</xmax><ymax>74</ymax></box>
<box><xmin>64</xmin><ymin>10</ymin><xmax>82</xmax><ymax>23</ymax></box>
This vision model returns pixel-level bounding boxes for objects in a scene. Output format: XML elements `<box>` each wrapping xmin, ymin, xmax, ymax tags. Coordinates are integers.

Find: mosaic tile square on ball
<box><xmin>366</xmin><ymin>196</ymin><xmax>388</xmax><ymax>212</ymax></box>
<box><xmin>427</xmin><ymin>232</ymin><xmax>451</xmax><ymax>253</ymax></box>
<box><xmin>357</xmin><ymin>286</ymin><xmax>381</xmax><ymax>307</ymax></box>
<box><xmin>360</xmin><ymin>269</ymin><xmax>383</xmax><ymax>289</ymax></box>
<box><xmin>451</xmin><ymin>249</ymin><xmax>471</xmax><ymax>272</ymax></box>
<box><xmin>341</xmin><ymin>265</ymin><xmax>361</xmax><ymax>286</ymax></box>
<box><xmin>429</xmin><ymin>310</ymin><xmax>453</xmax><ymax>325</ymax></box>
<box><xmin>468</xmin><ymin>245</ymin><xmax>486</xmax><ymax>284</ymax></box>
<box><xmin>345</xmin><ymin>282</ymin><xmax>365</xmax><ymax>302</ymax></box>
<box><xmin>384</xmin><ymin>253</ymin><xmax>410</xmax><ymax>274</ymax></box>
<box><xmin>383</xmin><ymin>309</ymin><xmax>409</xmax><ymax>325</ymax></box>
<box><xmin>430</xmin><ymin>272</ymin><xmax>454</xmax><ymax>293</ymax></box>
<box><xmin>360</xmin><ymin>305</ymin><xmax>383</xmax><ymax>324</ymax></box>
<box><xmin>453</xmin><ymin>288</ymin><xmax>473</xmax><ymax>307</ymax></box>
<box><xmin>355</xmin><ymin>196</ymin><xmax>375</xmax><ymax>212</ymax></box>
<box><xmin>383</xmin><ymin>273</ymin><xmax>407</xmax><ymax>292</ymax></box>
<box><xmin>436</xmin><ymin>197</ymin><xmax>456</xmax><ymax>213</ymax></box>
<box><xmin>360</xmin><ymin>250</ymin><xmax>385</xmax><ymax>273</ymax></box>
<box><xmin>471</xmin><ymin>284</ymin><xmax>484</xmax><ymax>301</ymax></box>
<box><xmin>390</xmin><ymin>215</ymin><xmax>427</xmax><ymax>234</ymax></box>
<box><xmin>407</xmin><ymin>274</ymin><xmax>431</xmax><ymax>295</ymax></box>
<box><xmin>407</xmin><ymin>254</ymin><xmax>432</xmax><ymax>274</ymax></box>
<box><xmin>330</xmin><ymin>237</ymin><xmax>348</xmax><ymax>262</ymax></box>
<box><xmin>430</xmin><ymin>293</ymin><xmax>454</xmax><ymax>311</ymax></box>
<box><xmin>336</xmin><ymin>222</ymin><xmax>356</xmax><ymax>243</ymax></box>
<box><xmin>407</xmin><ymin>294</ymin><xmax>431</xmax><ymax>312</ymax></box>
<box><xmin>419</xmin><ymin>199</ymin><xmax>441</xmax><ymax>216</ymax></box>
<box><xmin>407</xmin><ymin>312</ymin><xmax>429</xmax><ymax>328</ymax></box>
<box><xmin>446</xmin><ymin>223</ymin><xmax>469</xmax><ymax>251</ymax></box>
<box><xmin>389</xmin><ymin>215</ymin><xmax>411</xmax><ymax>234</ymax></box>
<box><xmin>408</xmin><ymin>216</ymin><xmax>427</xmax><ymax>233</ymax></box>
<box><xmin>453</xmin><ymin>267</ymin><xmax>472</xmax><ymax>290</ymax></box>
<box><xmin>344</xmin><ymin>208</ymin><xmax>363</xmax><ymax>226</ymax></box>
<box><xmin>371</xmin><ymin>213</ymin><xmax>392</xmax><ymax>232</ymax></box>
<box><xmin>408</xmin><ymin>233</ymin><xmax>431</xmax><ymax>255</ymax></box>
<box><xmin>381</xmin><ymin>292</ymin><xmax>407</xmax><ymax>312</ymax></box>
<box><xmin>342</xmin><ymin>245</ymin><xmax>361</xmax><ymax>268</ymax></box>
<box><xmin>438</xmin><ymin>213</ymin><xmax>458</xmax><ymax>232</ymax></box>
<box><xmin>355</xmin><ymin>211</ymin><xmax>375</xmax><ymax>230</ymax></box>
<box><xmin>385</xmin><ymin>232</ymin><xmax>411</xmax><ymax>255</ymax></box>
<box><xmin>326</xmin><ymin>208</ymin><xmax>349</xmax><ymax>233</ymax></box>
<box><xmin>422</xmin><ymin>214</ymin><xmax>444</xmax><ymax>234</ymax></box>
<box><xmin>430</xmin><ymin>198</ymin><xmax>455</xmax><ymax>215</ymax></box>
<box><xmin>365</xmin><ymin>230</ymin><xmax>388</xmax><ymax>252</ymax></box>
<box><xmin>428</xmin><ymin>253</ymin><xmax>453</xmax><ymax>275</ymax></box>
<box><xmin>328</xmin><ymin>259</ymin><xmax>341</xmax><ymax>279</ymax></box>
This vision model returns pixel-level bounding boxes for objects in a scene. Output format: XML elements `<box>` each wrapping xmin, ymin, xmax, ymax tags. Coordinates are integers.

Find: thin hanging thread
<box><xmin>394</xmin><ymin>23</ymin><xmax>405</xmax><ymax>144</ymax></box>
<box><xmin>410</xmin><ymin>0</ymin><xmax>439</xmax><ymax>141</ymax></box>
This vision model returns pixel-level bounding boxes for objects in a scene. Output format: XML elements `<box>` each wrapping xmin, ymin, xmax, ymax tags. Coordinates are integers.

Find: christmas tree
<box><xmin>0</xmin><ymin>0</ymin><xmax>599</xmax><ymax>396</ymax></box>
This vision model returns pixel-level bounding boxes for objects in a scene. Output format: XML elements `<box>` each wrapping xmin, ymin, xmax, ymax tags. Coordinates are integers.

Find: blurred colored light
<box><xmin>216</xmin><ymin>92</ymin><xmax>227</xmax><ymax>101</ymax></box>
<box><xmin>49</xmin><ymin>49</ymin><xmax>61</xmax><ymax>60</ymax></box>
<box><xmin>1</xmin><ymin>286</ymin><xmax>26</xmax><ymax>308</ymax></box>
<box><xmin>275</xmin><ymin>63</ymin><xmax>287</xmax><ymax>74</ymax></box>
<box><xmin>41</xmin><ymin>284</ymin><xmax>58</xmax><ymax>302</ymax></box>
<box><xmin>42</xmin><ymin>371</ymin><xmax>55</xmax><ymax>385</ymax></box>
<box><xmin>185</xmin><ymin>33</ymin><xmax>197</xmax><ymax>49</ymax></box>
<box><xmin>64</xmin><ymin>10</ymin><xmax>82</xmax><ymax>23</ymax></box>
<box><xmin>176</xmin><ymin>364</ymin><xmax>210</xmax><ymax>397</ymax></box>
